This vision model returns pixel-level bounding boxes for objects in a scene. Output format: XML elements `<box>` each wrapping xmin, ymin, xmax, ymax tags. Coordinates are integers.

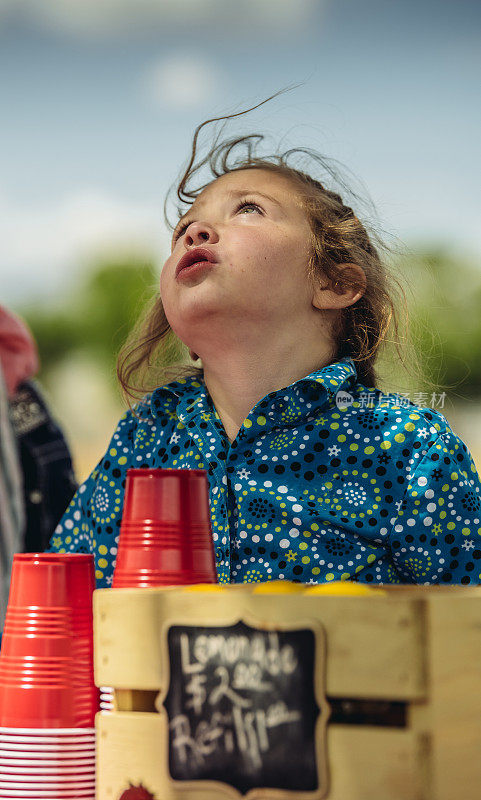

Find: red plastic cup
<box><xmin>0</xmin><ymin>554</ymin><xmax>99</xmax><ymax>728</ymax></box>
<box><xmin>0</xmin><ymin>660</ymin><xmax>88</xmax><ymax>728</ymax></box>
<box><xmin>112</xmin><ymin>468</ymin><xmax>218</xmax><ymax>587</ymax></box>
<box><xmin>6</xmin><ymin>554</ymin><xmax>95</xmax><ymax>609</ymax></box>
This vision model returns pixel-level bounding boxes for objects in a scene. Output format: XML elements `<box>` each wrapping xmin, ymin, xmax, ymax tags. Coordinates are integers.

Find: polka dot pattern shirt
<box><xmin>47</xmin><ymin>356</ymin><xmax>481</xmax><ymax>587</ymax></box>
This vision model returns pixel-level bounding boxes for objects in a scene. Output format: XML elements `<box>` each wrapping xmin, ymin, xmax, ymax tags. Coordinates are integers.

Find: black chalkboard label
<box><xmin>162</xmin><ymin>620</ymin><xmax>329</xmax><ymax>797</ymax></box>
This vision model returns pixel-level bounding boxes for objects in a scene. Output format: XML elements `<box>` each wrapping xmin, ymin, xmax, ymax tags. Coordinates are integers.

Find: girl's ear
<box><xmin>312</xmin><ymin>263</ymin><xmax>366</xmax><ymax>310</ymax></box>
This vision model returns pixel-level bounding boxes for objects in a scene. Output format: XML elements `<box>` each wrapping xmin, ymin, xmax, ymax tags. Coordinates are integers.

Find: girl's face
<box><xmin>160</xmin><ymin>168</ymin><xmax>321</xmax><ymax>349</ymax></box>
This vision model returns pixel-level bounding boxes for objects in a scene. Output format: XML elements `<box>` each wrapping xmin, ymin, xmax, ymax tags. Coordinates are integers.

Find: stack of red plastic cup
<box><xmin>0</xmin><ymin>554</ymin><xmax>98</xmax><ymax>798</ymax></box>
<box><xmin>112</xmin><ymin>468</ymin><xmax>218</xmax><ymax>588</ymax></box>
<box><xmin>99</xmin><ymin>469</ymin><xmax>218</xmax><ymax>712</ymax></box>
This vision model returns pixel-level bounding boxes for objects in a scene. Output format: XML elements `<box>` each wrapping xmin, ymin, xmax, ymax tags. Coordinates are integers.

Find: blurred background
<box><xmin>1</xmin><ymin>0</ymin><xmax>480</xmax><ymax>481</ymax></box>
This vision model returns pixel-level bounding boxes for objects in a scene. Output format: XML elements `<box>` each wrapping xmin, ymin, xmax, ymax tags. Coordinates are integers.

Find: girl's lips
<box><xmin>175</xmin><ymin>260</ymin><xmax>215</xmax><ymax>280</ymax></box>
<box><xmin>175</xmin><ymin>247</ymin><xmax>218</xmax><ymax>277</ymax></box>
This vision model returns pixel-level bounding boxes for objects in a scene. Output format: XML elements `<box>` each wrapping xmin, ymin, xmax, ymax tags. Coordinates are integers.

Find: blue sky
<box><xmin>1</xmin><ymin>0</ymin><xmax>480</xmax><ymax>306</ymax></box>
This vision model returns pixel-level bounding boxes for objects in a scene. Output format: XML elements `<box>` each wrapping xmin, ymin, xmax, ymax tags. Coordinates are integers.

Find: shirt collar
<box><xmin>150</xmin><ymin>356</ymin><xmax>358</xmax><ymax>423</ymax></box>
<box><xmin>290</xmin><ymin>355</ymin><xmax>358</xmax><ymax>399</ymax></box>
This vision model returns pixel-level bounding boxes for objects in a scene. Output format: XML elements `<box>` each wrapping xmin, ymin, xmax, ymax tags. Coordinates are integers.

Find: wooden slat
<box><xmin>94</xmin><ymin>588</ymin><xmax>426</xmax><ymax>699</ymax></box>
<box><xmin>96</xmin><ymin>712</ymin><xmax>426</xmax><ymax>800</ymax></box>
<box><xmin>327</xmin><ymin>725</ymin><xmax>428</xmax><ymax>800</ymax></box>
<box><xmin>97</xmin><ymin>711</ymin><xmax>173</xmax><ymax>799</ymax></box>
<box><xmin>408</xmin><ymin>593</ymin><xmax>481</xmax><ymax>800</ymax></box>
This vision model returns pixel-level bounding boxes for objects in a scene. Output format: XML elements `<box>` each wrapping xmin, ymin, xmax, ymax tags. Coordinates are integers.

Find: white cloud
<box><xmin>0</xmin><ymin>0</ymin><xmax>318</xmax><ymax>37</ymax></box>
<box><xmin>0</xmin><ymin>189</ymin><xmax>166</xmax><ymax>304</ymax></box>
<box><xmin>142</xmin><ymin>53</ymin><xmax>222</xmax><ymax>110</ymax></box>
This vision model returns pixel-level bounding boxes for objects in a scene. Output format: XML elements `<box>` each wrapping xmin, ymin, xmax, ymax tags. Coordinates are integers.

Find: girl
<box><xmin>47</xmin><ymin>92</ymin><xmax>481</xmax><ymax>587</ymax></box>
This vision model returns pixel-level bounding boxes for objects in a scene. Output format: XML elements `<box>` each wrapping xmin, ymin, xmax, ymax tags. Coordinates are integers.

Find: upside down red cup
<box><xmin>6</xmin><ymin>554</ymin><xmax>95</xmax><ymax>610</ymax></box>
<box><xmin>0</xmin><ymin>554</ymin><xmax>99</xmax><ymax>728</ymax></box>
<box><xmin>112</xmin><ymin>468</ymin><xmax>218</xmax><ymax>587</ymax></box>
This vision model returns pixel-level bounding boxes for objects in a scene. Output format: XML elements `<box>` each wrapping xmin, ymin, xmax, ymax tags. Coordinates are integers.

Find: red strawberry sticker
<box><xmin>118</xmin><ymin>783</ymin><xmax>157</xmax><ymax>800</ymax></box>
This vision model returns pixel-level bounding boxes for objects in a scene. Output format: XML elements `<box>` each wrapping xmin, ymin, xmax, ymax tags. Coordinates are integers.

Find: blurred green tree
<box><xmin>396</xmin><ymin>247</ymin><xmax>481</xmax><ymax>399</ymax></box>
<box><xmin>20</xmin><ymin>253</ymin><xmax>161</xmax><ymax>384</ymax></box>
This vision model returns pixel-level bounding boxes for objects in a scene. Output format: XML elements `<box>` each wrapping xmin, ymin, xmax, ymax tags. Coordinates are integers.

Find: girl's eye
<box><xmin>172</xmin><ymin>198</ymin><xmax>263</xmax><ymax>243</ymax></box>
<box><xmin>235</xmin><ymin>199</ymin><xmax>263</xmax><ymax>216</ymax></box>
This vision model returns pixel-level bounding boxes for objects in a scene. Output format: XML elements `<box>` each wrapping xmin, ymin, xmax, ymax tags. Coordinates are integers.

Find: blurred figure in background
<box><xmin>0</xmin><ymin>360</ymin><xmax>23</xmax><ymax>625</ymax></box>
<box><xmin>0</xmin><ymin>305</ymin><xmax>77</xmax><ymax>625</ymax></box>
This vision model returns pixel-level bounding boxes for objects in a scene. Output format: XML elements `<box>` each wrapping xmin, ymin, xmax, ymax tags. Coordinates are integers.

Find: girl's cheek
<box><xmin>160</xmin><ymin>255</ymin><xmax>174</xmax><ymax>286</ymax></box>
<box><xmin>162</xmin><ymin>254</ymin><xmax>173</xmax><ymax>273</ymax></box>
<box><xmin>159</xmin><ymin>269</ymin><xmax>168</xmax><ymax>301</ymax></box>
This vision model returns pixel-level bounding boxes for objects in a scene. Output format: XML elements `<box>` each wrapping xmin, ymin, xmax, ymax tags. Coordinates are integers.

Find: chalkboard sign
<box><xmin>162</xmin><ymin>620</ymin><xmax>329</xmax><ymax>798</ymax></box>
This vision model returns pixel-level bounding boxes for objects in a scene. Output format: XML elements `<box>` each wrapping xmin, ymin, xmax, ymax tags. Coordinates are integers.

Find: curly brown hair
<box><xmin>117</xmin><ymin>87</ymin><xmax>428</xmax><ymax>407</ymax></box>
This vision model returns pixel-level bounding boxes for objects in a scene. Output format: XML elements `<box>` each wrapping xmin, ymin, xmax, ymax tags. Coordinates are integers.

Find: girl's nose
<box><xmin>184</xmin><ymin>220</ymin><xmax>218</xmax><ymax>245</ymax></box>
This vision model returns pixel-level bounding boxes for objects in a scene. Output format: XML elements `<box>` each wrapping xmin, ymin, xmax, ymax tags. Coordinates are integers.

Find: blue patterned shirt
<box><xmin>47</xmin><ymin>356</ymin><xmax>481</xmax><ymax>587</ymax></box>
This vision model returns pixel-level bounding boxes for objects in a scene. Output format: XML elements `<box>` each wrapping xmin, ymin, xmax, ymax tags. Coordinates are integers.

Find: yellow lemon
<box><xmin>252</xmin><ymin>580</ymin><xmax>306</xmax><ymax>594</ymax></box>
<box><xmin>183</xmin><ymin>583</ymin><xmax>251</xmax><ymax>593</ymax></box>
<box><xmin>304</xmin><ymin>582</ymin><xmax>384</xmax><ymax>596</ymax></box>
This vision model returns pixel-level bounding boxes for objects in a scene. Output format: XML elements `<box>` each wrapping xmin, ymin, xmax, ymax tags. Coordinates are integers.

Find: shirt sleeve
<box><xmin>388</xmin><ymin>426</ymin><xmax>481</xmax><ymax>584</ymax></box>
<box><xmin>46</xmin><ymin>403</ymin><xmax>141</xmax><ymax>586</ymax></box>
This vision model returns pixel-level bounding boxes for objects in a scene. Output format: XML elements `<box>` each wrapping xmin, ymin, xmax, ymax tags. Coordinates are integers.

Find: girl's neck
<box><xmin>200</xmin><ymin>344</ymin><xmax>335</xmax><ymax>445</ymax></box>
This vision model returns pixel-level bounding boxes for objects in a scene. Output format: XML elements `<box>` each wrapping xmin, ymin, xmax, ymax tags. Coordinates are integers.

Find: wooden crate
<box><xmin>94</xmin><ymin>584</ymin><xmax>481</xmax><ymax>800</ymax></box>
